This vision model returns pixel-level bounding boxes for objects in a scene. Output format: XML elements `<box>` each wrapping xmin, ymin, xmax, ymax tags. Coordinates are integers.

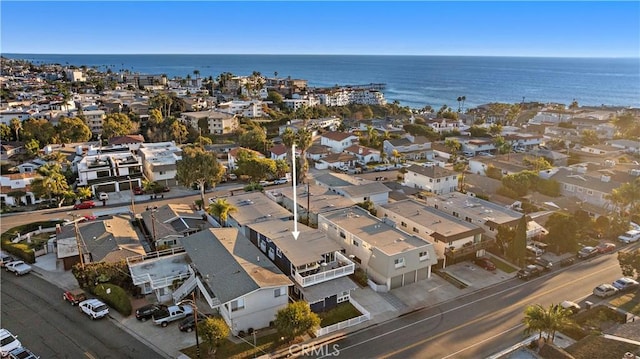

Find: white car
<box><xmin>79</xmin><ymin>299</ymin><xmax>109</xmax><ymax>320</ymax></box>
<box><xmin>98</xmin><ymin>192</ymin><xmax>109</xmax><ymax>201</ymax></box>
<box><xmin>5</xmin><ymin>260</ymin><xmax>32</xmax><ymax>276</ymax></box>
<box><xmin>593</xmin><ymin>284</ymin><xmax>618</xmax><ymax>298</ymax></box>
<box><xmin>0</xmin><ymin>329</ymin><xmax>21</xmax><ymax>357</ymax></box>
<box><xmin>612</xmin><ymin>277</ymin><xmax>639</xmax><ymax>292</ymax></box>
<box><xmin>273</xmin><ymin>178</ymin><xmax>289</xmax><ymax>185</ymax></box>
<box><xmin>618</xmin><ymin>229</ymin><xmax>640</xmax><ymax>244</ymax></box>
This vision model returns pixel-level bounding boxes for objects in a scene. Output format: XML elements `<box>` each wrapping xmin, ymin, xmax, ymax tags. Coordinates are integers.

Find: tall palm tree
<box><xmin>523</xmin><ymin>304</ymin><xmax>575</xmax><ymax>342</ymax></box>
<box><xmin>295</xmin><ymin>128</ymin><xmax>313</xmax><ymax>183</ymax></box>
<box><xmin>523</xmin><ymin>304</ymin><xmax>547</xmax><ymax>340</ymax></box>
<box><xmin>207</xmin><ymin>198</ymin><xmax>237</xmax><ymax>227</ymax></box>
<box><xmin>457</xmin><ymin>96</ymin><xmax>463</xmax><ymax>113</ymax></box>
<box><xmin>10</xmin><ymin>118</ymin><xmax>22</xmax><ymax>141</ymax></box>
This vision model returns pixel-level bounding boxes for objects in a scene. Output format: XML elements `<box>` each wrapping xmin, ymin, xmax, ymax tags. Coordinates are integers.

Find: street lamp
<box><xmin>177</xmin><ymin>292</ymin><xmax>201</xmax><ymax>359</ymax></box>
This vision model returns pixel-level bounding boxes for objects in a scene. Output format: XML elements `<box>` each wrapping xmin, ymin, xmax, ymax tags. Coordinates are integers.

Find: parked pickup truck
<box><xmin>5</xmin><ymin>260</ymin><xmax>32</xmax><ymax>276</ymax></box>
<box><xmin>152</xmin><ymin>305</ymin><xmax>193</xmax><ymax>327</ymax></box>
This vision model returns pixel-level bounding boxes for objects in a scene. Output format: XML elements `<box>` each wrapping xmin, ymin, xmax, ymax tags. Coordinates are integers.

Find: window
<box><xmin>401</xmin><ymin>221</ymin><xmax>407</xmax><ymax>228</ymax></box>
<box><xmin>352</xmin><ymin>239</ymin><xmax>359</xmax><ymax>247</ymax></box>
<box><xmin>453</xmin><ymin>211</ymin><xmax>459</xmax><ymax>218</ymax></box>
<box><xmin>577</xmin><ymin>188</ymin><xmax>583</xmax><ymax>193</ymax></box>
<box><xmin>274</xmin><ymin>288</ymin><xmax>284</xmax><ymax>298</ymax></box>
<box><xmin>340</xmin><ymin>231</ymin><xmax>346</xmax><ymax>239</ymax></box>
<box><xmin>231</xmin><ymin>298</ymin><xmax>245</xmax><ymax>312</ymax></box>
<box><xmin>419</xmin><ymin>251</ymin><xmax>429</xmax><ymax>261</ymax></box>
<box><xmin>429</xmin><ymin>179</ymin><xmax>433</xmax><ymax>183</ymax></box>
<box><xmin>437</xmin><ymin>179</ymin><xmax>441</xmax><ymax>183</ymax></box>
<box><xmin>413</xmin><ymin>227</ymin><xmax>419</xmax><ymax>233</ymax></box>
<box><xmin>159</xmin><ymin>171</ymin><xmax>165</xmax><ymax>175</ymax></box>
<box><xmin>465</xmin><ymin>217</ymin><xmax>472</xmax><ymax>223</ymax></box>
<box><xmin>276</xmin><ymin>248</ymin><xmax>282</xmax><ymax>258</ymax></box>
<box><xmin>394</xmin><ymin>257</ymin><xmax>405</xmax><ymax>268</ymax></box>
<box><xmin>434</xmin><ymin>204</ymin><xmax>438</xmax><ymax>209</ymax></box>
<box><xmin>587</xmin><ymin>190</ymin><xmax>593</xmax><ymax>195</ymax></box>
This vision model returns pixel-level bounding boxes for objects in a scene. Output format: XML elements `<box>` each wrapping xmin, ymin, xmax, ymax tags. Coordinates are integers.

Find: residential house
<box><xmin>246</xmin><ymin>219</ymin><xmax>357</xmax><ymax>313</ymax></box>
<box><xmin>181</xmin><ymin>228</ymin><xmax>293</xmax><ymax>335</ymax></box>
<box><xmin>382</xmin><ymin>135</ymin><xmax>433</xmax><ymax>161</ymax></box>
<box><xmin>127</xmin><ymin>247</ymin><xmax>193</xmax><ymax>302</ymax></box>
<box><xmin>0</xmin><ymin>172</ymin><xmax>42</xmax><ymax>206</ymax></box>
<box><xmin>227</xmin><ymin>147</ymin><xmax>266</xmax><ymax>171</ymax></box>
<box><xmin>462</xmin><ymin>139</ymin><xmax>495</xmax><ymax>156</ymax></box>
<box><xmin>468</xmin><ymin>153</ymin><xmax>530</xmax><ymax>177</ymax></box>
<box><xmin>180</xmin><ymin>110</ymin><xmax>239</xmax><ymax>135</ymax></box>
<box><xmin>503</xmin><ymin>133</ymin><xmax>543</xmax><ymax>150</ymax></box>
<box><xmin>82</xmin><ymin>110</ymin><xmax>106</xmax><ymax>134</ymax></box>
<box><xmin>269</xmin><ymin>144</ymin><xmax>288</xmax><ymax>161</ymax></box>
<box><xmin>579</xmin><ymin>144</ymin><xmax>623</xmax><ymax>157</ymax></box>
<box><xmin>220</xmin><ymin>192</ymin><xmax>293</xmax><ymax>238</ymax></box>
<box><xmin>427</xmin><ymin>192</ymin><xmax>539</xmax><ymax>241</ymax></box>
<box><xmin>344</xmin><ymin>144</ymin><xmax>381</xmax><ymax>165</ymax></box>
<box><xmin>403</xmin><ymin>164</ymin><xmax>459</xmax><ymax>195</ymax></box>
<box><xmin>314</xmin><ymin>152</ymin><xmax>358</xmax><ymax>170</ymax></box>
<box><xmin>217</xmin><ymin>101</ymin><xmax>268</xmax><ymax>118</ymax></box>
<box><xmin>378</xmin><ymin>200</ymin><xmax>486</xmax><ymax>266</ymax></box>
<box><xmin>314</xmin><ymin>173</ymin><xmax>391</xmax><ymax>205</ymax></box>
<box><xmin>0</xmin><ymin>142</ymin><xmax>25</xmax><ymax>163</ymax></box>
<box><xmin>424</xmin><ymin>118</ymin><xmax>466</xmax><ymax>133</ymax></box>
<box><xmin>607</xmin><ymin>139</ymin><xmax>640</xmax><ymax>154</ymax></box>
<box><xmin>306</xmin><ymin>144</ymin><xmax>332</xmax><ymax>162</ymax></box>
<box><xmin>528</xmin><ymin>148</ymin><xmax>569</xmax><ymax>167</ymax></box>
<box><xmin>543</xmin><ymin>167</ymin><xmax>625</xmax><ymax>209</ymax></box>
<box><xmin>0</xmin><ymin>109</ymin><xmax>31</xmax><ymax>125</ymax></box>
<box><xmin>265</xmin><ymin>182</ymin><xmax>355</xmax><ymax>227</ymax></box>
<box><xmin>138</xmin><ymin>142</ymin><xmax>182</xmax><ymax>187</ymax></box>
<box><xmin>319</xmin><ymin>206</ymin><xmax>437</xmax><ymax>290</ymax></box>
<box><xmin>320</xmin><ymin>131</ymin><xmax>358</xmax><ymax>153</ymax></box>
<box><xmin>76</xmin><ymin>146</ymin><xmax>144</xmax><ymax>194</ymax></box>
<box><xmin>140</xmin><ymin>204</ymin><xmax>210</xmax><ymax>248</ymax></box>
<box><xmin>56</xmin><ymin>215</ymin><xmax>145</xmax><ymax>270</ymax></box>
<box><xmin>108</xmin><ymin>135</ymin><xmax>145</xmax><ymax>150</ymax></box>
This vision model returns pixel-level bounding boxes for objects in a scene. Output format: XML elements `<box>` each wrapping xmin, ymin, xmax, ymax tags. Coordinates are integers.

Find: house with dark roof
<box><xmin>315</xmin><ymin>152</ymin><xmax>358</xmax><ymax>170</ymax></box>
<box><xmin>246</xmin><ymin>219</ymin><xmax>358</xmax><ymax>313</ymax></box>
<box><xmin>181</xmin><ymin>228</ymin><xmax>293</xmax><ymax>335</ymax></box>
<box><xmin>108</xmin><ymin>135</ymin><xmax>145</xmax><ymax>150</ymax></box>
<box><xmin>378</xmin><ymin>200</ymin><xmax>486</xmax><ymax>266</ymax></box>
<box><xmin>542</xmin><ymin>167</ymin><xmax>625</xmax><ymax>208</ymax></box>
<box><xmin>305</xmin><ymin>144</ymin><xmax>332</xmax><ymax>161</ymax></box>
<box><xmin>140</xmin><ymin>203</ymin><xmax>210</xmax><ymax>248</ymax></box>
<box><xmin>219</xmin><ymin>191</ymin><xmax>293</xmax><ymax>238</ymax></box>
<box><xmin>344</xmin><ymin>144</ymin><xmax>381</xmax><ymax>164</ymax></box>
<box><xmin>403</xmin><ymin>164</ymin><xmax>459</xmax><ymax>195</ymax></box>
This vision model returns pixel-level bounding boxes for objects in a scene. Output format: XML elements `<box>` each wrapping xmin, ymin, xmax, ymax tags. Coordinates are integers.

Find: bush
<box><xmin>496</xmin><ymin>186</ymin><xmax>519</xmax><ymax>199</ymax></box>
<box><xmin>1</xmin><ymin>220</ymin><xmax>61</xmax><ymax>263</ymax></box>
<box><xmin>93</xmin><ymin>283</ymin><xmax>132</xmax><ymax>316</ymax></box>
<box><xmin>351</xmin><ymin>268</ymin><xmax>368</xmax><ymax>287</ymax></box>
<box><xmin>2</xmin><ymin>243</ymin><xmax>35</xmax><ymax>264</ymax></box>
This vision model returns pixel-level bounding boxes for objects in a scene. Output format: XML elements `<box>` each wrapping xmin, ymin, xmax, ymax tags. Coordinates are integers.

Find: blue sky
<box><xmin>1</xmin><ymin>1</ymin><xmax>639</xmax><ymax>57</ymax></box>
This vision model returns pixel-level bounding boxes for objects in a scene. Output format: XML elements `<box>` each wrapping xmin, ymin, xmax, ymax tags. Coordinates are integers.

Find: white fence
<box><xmin>367</xmin><ymin>278</ymin><xmax>389</xmax><ymax>292</ymax></box>
<box><xmin>315</xmin><ymin>299</ymin><xmax>371</xmax><ymax>337</ymax></box>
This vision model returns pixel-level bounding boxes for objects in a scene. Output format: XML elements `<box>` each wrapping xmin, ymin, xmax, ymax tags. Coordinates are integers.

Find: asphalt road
<box><xmin>1</xmin><ymin>271</ymin><xmax>163</xmax><ymax>359</ymax></box>
<box><xmin>313</xmin><ymin>253</ymin><xmax>625</xmax><ymax>359</ymax></box>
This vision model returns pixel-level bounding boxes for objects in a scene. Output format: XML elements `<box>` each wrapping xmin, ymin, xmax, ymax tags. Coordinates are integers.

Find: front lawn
<box><xmin>490</xmin><ymin>256</ymin><xmax>518</xmax><ymax>273</ymax></box>
<box><xmin>181</xmin><ymin>332</ymin><xmax>288</xmax><ymax>359</ymax></box>
<box><xmin>318</xmin><ymin>302</ymin><xmax>362</xmax><ymax>327</ymax></box>
<box><xmin>610</xmin><ymin>292</ymin><xmax>640</xmax><ymax>315</ymax></box>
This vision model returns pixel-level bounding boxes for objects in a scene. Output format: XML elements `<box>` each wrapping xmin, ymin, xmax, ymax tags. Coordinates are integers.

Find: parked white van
<box><xmin>618</xmin><ymin>229</ymin><xmax>640</xmax><ymax>244</ymax></box>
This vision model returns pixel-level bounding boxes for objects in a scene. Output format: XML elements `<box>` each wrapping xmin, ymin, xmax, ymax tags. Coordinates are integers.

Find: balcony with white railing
<box><xmin>293</xmin><ymin>251</ymin><xmax>355</xmax><ymax>287</ymax></box>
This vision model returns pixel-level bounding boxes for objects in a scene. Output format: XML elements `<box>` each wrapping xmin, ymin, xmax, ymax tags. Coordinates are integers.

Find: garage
<box><xmin>403</xmin><ymin>271</ymin><xmax>416</xmax><ymax>285</ymax></box>
<box><xmin>417</xmin><ymin>267</ymin><xmax>429</xmax><ymax>281</ymax></box>
<box><xmin>94</xmin><ymin>183</ymin><xmax>116</xmax><ymax>193</ymax></box>
<box><xmin>390</xmin><ymin>275</ymin><xmax>403</xmax><ymax>289</ymax></box>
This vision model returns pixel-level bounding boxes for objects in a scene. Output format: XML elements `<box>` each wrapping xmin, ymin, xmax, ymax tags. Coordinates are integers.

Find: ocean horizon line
<box><xmin>3</xmin><ymin>53</ymin><xmax>639</xmax><ymax>60</ymax></box>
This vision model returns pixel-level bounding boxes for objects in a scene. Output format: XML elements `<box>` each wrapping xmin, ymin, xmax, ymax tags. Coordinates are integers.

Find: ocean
<box><xmin>3</xmin><ymin>54</ymin><xmax>639</xmax><ymax>110</ymax></box>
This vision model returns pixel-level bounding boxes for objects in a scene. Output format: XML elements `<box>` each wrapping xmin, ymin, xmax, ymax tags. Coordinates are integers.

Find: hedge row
<box><xmin>1</xmin><ymin>220</ymin><xmax>62</xmax><ymax>264</ymax></box>
<box><xmin>93</xmin><ymin>283</ymin><xmax>132</xmax><ymax>316</ymax></box>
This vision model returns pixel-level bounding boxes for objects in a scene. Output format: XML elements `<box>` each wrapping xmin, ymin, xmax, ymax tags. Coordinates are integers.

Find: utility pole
<box><xmin>151</xmin><ymin>208</ymin><xmax>157</xmax><ymax>244</ymax></box>
<box><xmin>69</xmin><ymin>213</ymin><xmax>85</xmax><ymax>269</ymax></box>
<box><xmin>128</xmin><ymin>175</ymin><xmax>135</xmax><ymax>216</ymax></box>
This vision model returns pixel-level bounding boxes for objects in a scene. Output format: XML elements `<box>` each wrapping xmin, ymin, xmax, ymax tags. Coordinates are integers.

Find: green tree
<box><xmin>523</xmin><ymin>304</ymin><xmax>575</xmax><ymax>342</ymax></box>
<box><xmin>103</xmin><ymin>113</ymin><xmax>134</xmax><ymax>139</ymax></box>
<box><xmin>198</xmin><ymin>317</ymin><xmax>229</xmax><ymax>355</ymax></box>
<box><xmin>30</xmin><ymin>164</ymin><xmax>71</xmax><ymax>206</ymax></box>
<box><xmin>469</xmin><ymin>126</ymin><xmax>490</xmax><ymax>137</ymax></box>
<box><xmin>7</xmin><ymin>190</ymin><xmax>26</xmax><ymax>206</ymax></box>
<box><xmin>207</xmin><ymin>198</ymin><xmax>238</xmax><ymax>227</ymax></box>
<box><xmin>10</xmin><ymin>118</ymin><xmax>22</xmax><ymax>141</ymax></box>
<box><xmin>295</xmin><ymin>128</ymin><xmax>313</xmax><ymax>183</ymax></box>
<box><xmin>617</xmin><ymin>249</ymin><xmax>640</xmax><ymax>279</ymax></box>
<box><xmin>0</xmin><ymin>123</ymin><xmax>11</xmax><ymax>141</ymax></box>
<box><xmin>545</xmin><ymin>212</ymin><xmax>578</xmax><ymax>253</ymax></box>
<box><xmin>489</xmin><ymin>123</ymin><xmax>503</xmax><ymax>136</ymax></box>
<box><xmin>76</xmin><ymin>187</ymin><xmax>93</xmax><ymax>200</ymax></box>
<box><xmin>148</xmin><ymin>108</ymin><xmax>164</xmax><ymax>128</ymax></box>
<box><xmin>606</xmin><ymin>178</ymin><xmax>640</xmax><ymax>221</ymax></box>
<box><xmin>274</xmin><ymin>301</ymin><xmax>321</xmax><ymax>342</ymax></box>
<box><xmin>238</xmin><ymin>126</ymin><xmax>268</xmax><ymax>153</ymax></box>
<box><xmin>523</xmin><ymin>156</ymin><xmax>552</xmax><ymax>172</ymax></box>
<box><xmin>580</xmin><ymin>129</ymin><xmax>599</xmax><ymax>146</ymax></box>
<box><xmin>175</xmin><ymin>146</ymin><xmax>225</xmax><ymax>208</ymax></box>
<box><xmin>25</xmin><ymin>139</ymin><xmax>40</xmax><ymax>157</ymax></box>
<box><xmin>22</xmin><ymin>118</ymin><xmax>56</xmax><ymax>145</ymax></box>
<box><xmin>56</xmin><ymin>117</ymin><xmax>92</xmax><ymax>143</ymax></box>
<box><xmin>444</xmin><ymin>138</ymin><xmax>461</xmax><ymax>161</ymax></box>
<box><xmin>169</xmin><ymin>120</ymin><xmax>188</xmax><ymax>144</ymax></box>
<box><xmin>509</xmin><ymin>215</ymin><xmax>527</xmax><ymax>266</ymax></box>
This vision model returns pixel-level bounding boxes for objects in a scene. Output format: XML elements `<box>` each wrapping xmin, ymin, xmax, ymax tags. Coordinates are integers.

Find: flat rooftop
<box><xmin>430</xmin><ymin>192</ymin><xmax>522</xmax><ymax>227</ymax></box>
<box><xmin>220</xmin><ymin>192</ymin><xmax>292</xmax><ymax>224</ymax></box>
<box><xmin>380</xmin><ymin>200</ymin><xmax>484</xmax><ymax>242</ymax></box>
<box><xmin>267</xmin><ymin>182</ymin><xmax>354</xmax><ymax>212</ymax></box>
<box><xmin>320</xmin><ymin>206</ymin><xmax>432</xmax><ymax>256</ymax></box>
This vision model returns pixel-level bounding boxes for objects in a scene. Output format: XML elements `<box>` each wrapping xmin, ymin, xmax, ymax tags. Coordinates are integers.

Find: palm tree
<box><xmin>391</xmin><ymin>149</ymin><xmax>401</xmax><ymax>164</ymax></box>
<box><xmin>193</xmin><ymin>69</ymin><xmax>200</xmax><ymax>79</ymax></box>
<box><xmin>461</xmin><ymin>96</ymin><xmax>466</xmax><ymax>113</ymax></box>
<box><xmin>523</xmin><ymin>304</ymin><xmax>547</xmax><ymax>340</ymax></box>
<box><xmin>10</xmin><ymin>118</ymin><xmax>22</xmax><ymax>141</ymax></box>
<box><xmin>295</xmin><ymin>128</ymin><xmax>313</xmax><ymax>182</ymax></box>
<box><xmin>207</xmin><ymin>198</ymin><xmax>238</xmax><ymax>227</ymax></box>
<box><xmin>523</xmin><ymin>304</ymin><xmax>575</xmax><ymax>342</ymax></box>
<box><xmin>457</xmin><ymin>96</ymin><xmax>463</xmax><ymax>113</ymax></box>
<box><xmin>76</xmin><ymin>187</ymin><xmax>92</xmax><ymax>200</ymax></box>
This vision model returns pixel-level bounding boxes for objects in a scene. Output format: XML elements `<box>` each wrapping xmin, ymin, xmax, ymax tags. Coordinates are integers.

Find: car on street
<box><xmin>593</xmin><ymin>284</ymin><xmax>618</xmax><ymax>298</ymax></box>
<box><xmin>135</xmin><ymin>303</ymin><xmax>168</xmax><ymax>321</ymax></box>
<box><xmin>0</xmin><ymin>253</ymin><xmax>15</xmax><ymax>268</ymax></box>
<box><xmin>178</xmin><ymin>312</ymin><xmax>208</xmax><ymax>332</ymax></box>
<box><xmin>258</xmin><ymin>180</ymin><xmax>271</xmax><ymax>187</ymax></box>
<box><xmin>0</xmin><ymin>329</ymin><xmax>21</xmax><ymax>357</ymax></box>
<box><xmin>560</xmin><ymin>300</ymin><xmax>581</xmax><ymax>314</ymax></box>
<box><xmin>5</xmin><ymin>261</ymin><xmax>32</xmax><ymax>276</ymax></box>
<box><xmin>98</xmin><ymin>192</ymin><xmax>109</xmax><ymax>201</ymax></box>
<box><xmin>473</xmin><ymin>257</ymin><xmax>496</xmax><ymax>271</ymax></box>
<box><xmin>132</xmin><ymin>186</ymin><xmax>144</xmax><ymax>195</ymax></box>
<box><xmin>612</xmin><ymin>277</ymin><xmax>639</xmax><ymax>292</ymax></box>
<box><xmin>79</xmin><ymin>299</ymin><xmax>109</xmax><ymax>320</ymax></box>
<box><xmin>153</xmin><ymin>305</ymin><xmax>193</xmax><ymax>327</ymax></box>
<box><xmin>62</xmin><ymin>289</ymin><xmax>87</xmax><ymax>306</ymax></box>
<box><xmin>273</xmin><ymin>178</ymin><xmax>289</xmax><ymax>185</ymax></box>
<box><xmin>596</xmin><ymin>242</ymin><xmax>616</xmax><ymax>254</ymax></box>
<box><xmin>531</xmin><ymin>257</ymin><xmax>553</xmax><ymax>272</ymax></box>
<box><xmin>8</xmin><ymin>346</ymin><xmax>39</xmax><ymax>359</ymax></box>
<box><xmin>73</xmin><ymin>201</ymin><xmax>96</xmax><ymax>210</ymax></box>
<box><xmin>618</xmin><ymin>229</ymin><xmax>640</xmax><ymax>244</ymax></box>
<box><xmin>517</xmin><ymin>264</ymin><xmax>543</xmax><ymax>280</ymax></box>
<box><xmin>577</xmin><ymin>246</ymin><xmax>598</xmax><ymax>259</ymax></box>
